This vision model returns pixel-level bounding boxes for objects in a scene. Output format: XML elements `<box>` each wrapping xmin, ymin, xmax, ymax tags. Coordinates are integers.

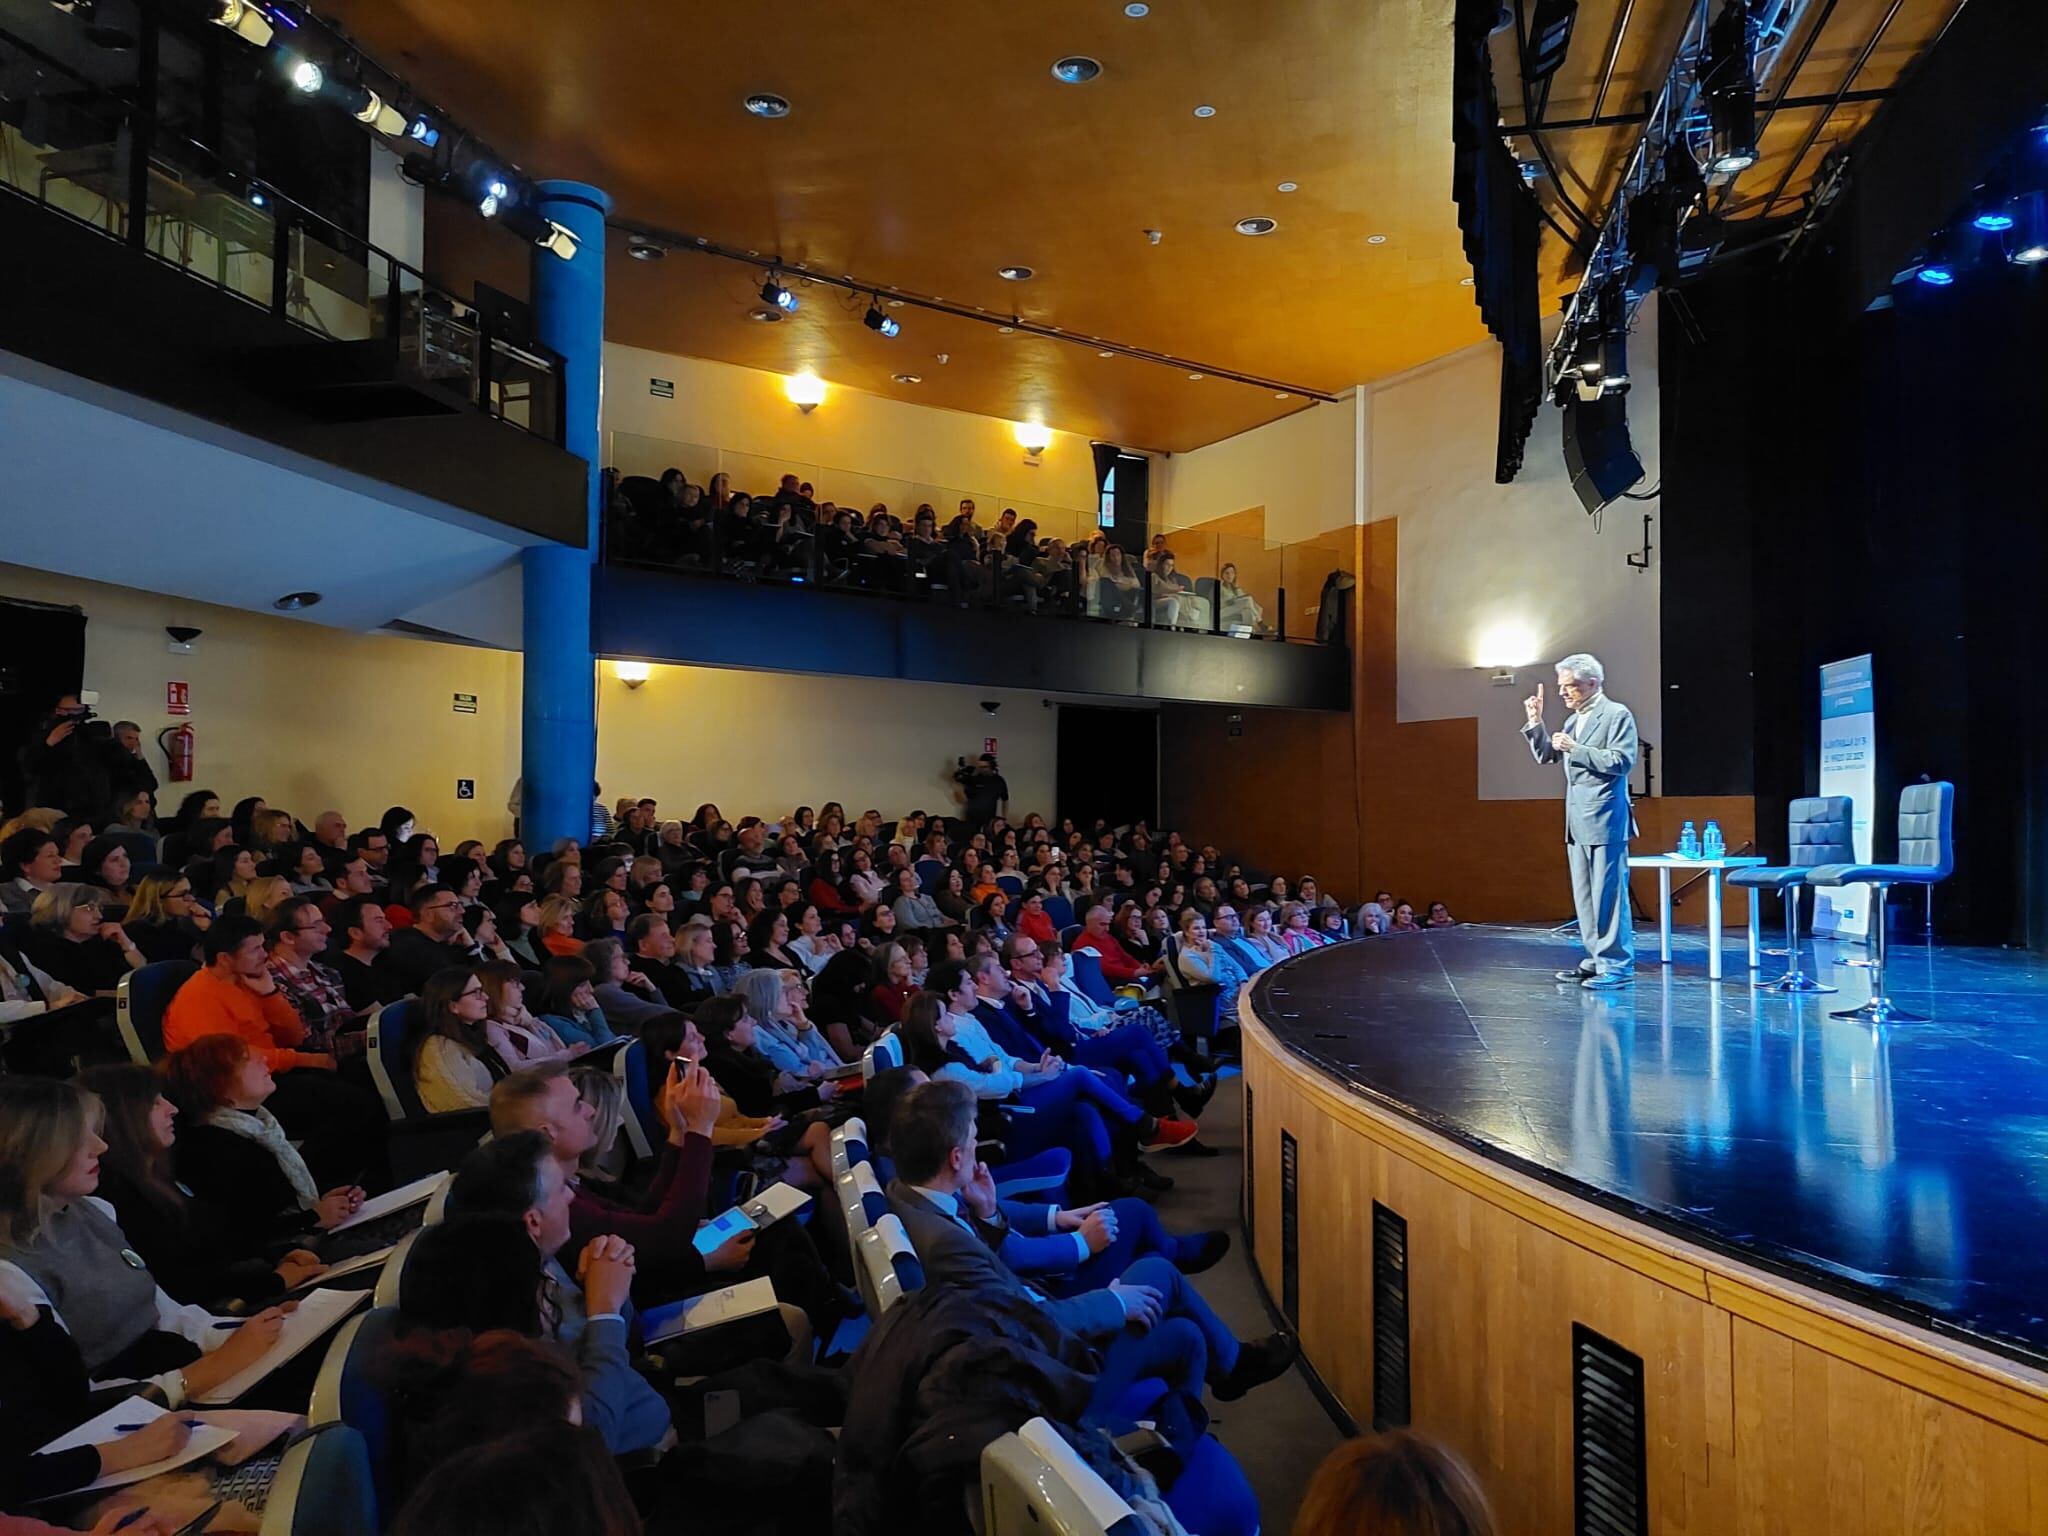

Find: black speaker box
<box><xmin>1562</xmin><ymin>394</ymin><xmax>1645</xmax><ymax>514</ymax></box>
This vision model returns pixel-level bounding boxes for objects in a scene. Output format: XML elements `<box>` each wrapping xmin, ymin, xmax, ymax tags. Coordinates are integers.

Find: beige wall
<box><xmin>602</xmin><ymin>344</ymin><xmax>1102</xmax><ymax>544</ymax></box>
<box><xmin>0</xmin><ymin>564</ymin><xmax>524</xmax><ymax>845</ymax></box>
<box><xmin>594</xmin><ymin>662</ymin><xmax>1063</xmax><ymax>827</ymax></box>
<box><xmin>1154</xmin><ymin>394</ymin><xmax>1363</xmax><ymax>543</ymax></box>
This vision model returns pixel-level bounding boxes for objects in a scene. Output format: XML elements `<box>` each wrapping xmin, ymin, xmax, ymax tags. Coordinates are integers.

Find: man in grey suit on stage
<box><xmin>1523</xmin><ymin>652</ymin><xmax>1637</xmax><ymax>988</ymax></box>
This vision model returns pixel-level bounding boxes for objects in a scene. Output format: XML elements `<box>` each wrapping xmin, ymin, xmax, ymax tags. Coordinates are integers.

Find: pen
<box><xmin>209</xmin><ymin>1319</ymin><xmax>244</xmax><ymax>1330</ymax></box>
<box><xmin>110</xmin><ymin>1508</ymin><xmax>151</xmax><ymax>1532</ymax></box>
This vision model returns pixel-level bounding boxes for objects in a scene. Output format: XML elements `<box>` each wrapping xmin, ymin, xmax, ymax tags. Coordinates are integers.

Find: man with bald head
<box><xmin>1523</xmin><ymin>652</ymin><xmax>1637</xmax><ymax>989</ymax></box>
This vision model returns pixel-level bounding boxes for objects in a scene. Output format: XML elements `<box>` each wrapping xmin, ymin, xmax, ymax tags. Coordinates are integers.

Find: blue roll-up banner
<box><xmin>1815</xmin><ymin>654</ymin><xmax>1876</xmax><ymax>939</ymax></box>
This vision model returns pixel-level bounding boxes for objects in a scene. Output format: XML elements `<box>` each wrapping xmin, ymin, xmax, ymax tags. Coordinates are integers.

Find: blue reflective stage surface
<box><xmin>1251</xmin><ymin>925</ymin><xmax>2048</xmax><ymax>1367</ymax></box>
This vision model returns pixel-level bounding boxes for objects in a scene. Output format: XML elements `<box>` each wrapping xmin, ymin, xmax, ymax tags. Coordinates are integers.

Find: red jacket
<box><xmin>1070</xmin><ymin>927</ymin><xmax>1149</xmax><ymax>984</ymax></box>
<box><xmin>162</xmin><ymin>966</ymin><xmax>317</xmax><ymax>1072</ymax></box>
<box><xmin>566</xmin><ymin>1131</ymin><xmax>713</xmax><ymax>1283</ymax></box>
<box><xmin>1016</xmin><ymin>908</ymin><xmax>1058</xmax><ymax>947</ymax></box>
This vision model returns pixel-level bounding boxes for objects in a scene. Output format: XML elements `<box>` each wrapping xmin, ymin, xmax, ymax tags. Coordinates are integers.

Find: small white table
<box><xmin>1630</xmin><ymin>854</ymin><xmax>1770</xmax><ymax>980</ymax></box>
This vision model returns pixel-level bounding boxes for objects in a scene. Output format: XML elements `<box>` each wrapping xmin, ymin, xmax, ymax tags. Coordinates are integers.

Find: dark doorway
<box><xmin>0</xmin><ymin>598</ymin><xmax>88</xmax><ymax>813</ymax></box>
<box><xmin>1057</xmin><ymin>705</ymin><xmax>1157</xmax><ymax>830</ymax></box>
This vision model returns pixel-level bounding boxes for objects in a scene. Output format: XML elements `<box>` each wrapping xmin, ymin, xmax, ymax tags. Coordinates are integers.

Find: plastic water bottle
<box><xmin>1678</xmin><ymin>820</ymin><xmax>1699</xmax><ymax>858</ymax></box>
<box><xmin>1703</xmin><ymin>820</ymin><xmax>1725</xmax><ymax>860</ymax></box>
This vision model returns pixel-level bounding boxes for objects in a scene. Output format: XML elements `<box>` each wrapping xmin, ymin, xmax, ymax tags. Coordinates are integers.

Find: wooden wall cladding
<box><xmin>1242</xmin><ymin>1014</ymin><xmax>2048</xmax><ymax>1536</ymax></box>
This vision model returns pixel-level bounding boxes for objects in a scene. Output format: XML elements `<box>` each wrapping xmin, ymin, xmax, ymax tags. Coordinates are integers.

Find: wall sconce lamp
<box><xmin>784</xmin><ymin>372</ymin><xmax>827</xmax><ymax>414</ymax></box>
<box><xmin>615</xmin><ymin>661</ymin><xmax>650</xmax><ymax>690</ymax></box>
<box><xmin>1013</xmin><ymin>421</ymin><xmax>1052</xmax><ymax>459</ymax></box>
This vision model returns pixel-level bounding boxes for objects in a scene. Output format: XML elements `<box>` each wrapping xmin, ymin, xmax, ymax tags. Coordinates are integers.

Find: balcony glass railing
<box><xmin>0</xmin><ymin>23</ymin><xmax>561</xmax><ymax>443</ymax></box>
<box><xmin>605</xmin><ymin>430</ymin><xmax>1357</xmax><ymax>644</ymax></box>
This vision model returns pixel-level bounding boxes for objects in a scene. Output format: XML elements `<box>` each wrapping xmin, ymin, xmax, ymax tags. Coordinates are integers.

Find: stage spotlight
<box><xmin>1700</xmin><ymin>0</ymin><xmax>1758</xmax><ymax>175</ymax></box>
<box><xmin>2007</xmin><ymin>193</ymin><xmax>2048</xmax><ymax>264</ymax></box>
<box><xmin>407</xmin><ymin>115</ymin><xmax>440</xmax><ymax>147</ymax></box>
<box><xmin>760</xmin><ymin>275</ymin><xmax>799</xmax><ymax>312</ymax></box>
<box><xmin>1523</xmin><ymin>0</ymin><xmax>1579</xmax><ymax>84</ymax></box>
<box><xmin>1968</xmin><ymin>184</ymin><xmax>2015</xmax><ymax>232</ymax></box>
<box><xmin>863</xmin><ymin>298</ymin><xmax>900</xmax><ymax>338</ymax></box>
<box><xmin>337</xmin><ymin>83</ymin><xmax>407</xmax><ymax>137</ymax></box>
<box><xmin>286</xmin><ymin>55</ymin><xmax>324</xmax><ymax>94</ymax></box>
<box><xmin>1675</xmin><ymin>210</ymin><xmax>1726</xmax><ymax>277</ymax></box>
<box><xmin>1915</xmin><ymin>263</ymin><xmax>1955</xmax><ymax>286</ymax></box>
<box><xmin>477</xmin><ymin>174</ymin><xmax>509</xmax><ymax>218</ymax></box>
<box><xmin>209</xmin><ymin>0</ymin><xmax>273</xmax><ymax>47</ymax></box>
<box><xmin>538</xmin><ymin>220</ymin><xmax>578</xmax><ymax>261</ymax></box>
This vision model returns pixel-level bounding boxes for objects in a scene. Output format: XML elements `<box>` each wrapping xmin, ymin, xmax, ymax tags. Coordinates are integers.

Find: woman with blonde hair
<box><xmin>25</xmin><ymin>881</ymin><xmax>144</xmax><ymax>994</ymax></box>
<box><xmin>536</xmin><ymin>894</ymin><xmax>584</xmax><ymax>957</ymax></box>
<box><xmin>1292</xmin><ymin>1431</ymin><xmax>1495</xmax><ymax>1536</ymax></box>
<box><xmin>240</xmin><ymin>874</ymin><xmax>294</xmax><ymax>928</ymax></box>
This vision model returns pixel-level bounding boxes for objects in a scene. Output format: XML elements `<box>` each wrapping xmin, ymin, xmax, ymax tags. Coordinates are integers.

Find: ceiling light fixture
<box><xmin>997</xmin><ymin>265</ymin><xmax>1035</xmax><ymax>281</ymax></box>
<box><xmin>536</xmin><ymin>220</ymin><xmax>579</xmax><ymax>261</ymax></box>
<box><xmin>1014</xmin><ymin>422</ymin><xmax>1053</xmax><ymax>453</ymax></box>
<box><xmin>273</xmin><ymin>591</ymin><xmax>322</xmax><ymax>611</ymax></box>
<box><xmin>1187</xmin><ymin>372</ymin><xmax>1204</xmax><ymax>381</ymax></box>
<box><xmin>1275</xmin><ymin>391</ymin><xmax>1290</xmax><ymax>399</ymax></box>
<box><xmin>891</xmin><ymin>373</ymin><xmax>923</xmax><ymax>384</ymax></box>
<box><xmin>1234</xmin><ymin>216</ymin><xmax>1277</xmax><ymax>236</ymax></box>
<box><xmin>339</xmin><ymin>83</ymin><xmax>407</xmax><ymax>137</ymax></box>
<box><xmin>760</xmin><ymin>275</ymin><xmax>799</xmax><ymax>312</ymax></box>
<box><xmin>1125</xmin><ymin>2</ymin><xmax>1149</xmax><ymax>15</ymax></box>
<box><xmin>1366</xmin><ymin>233</ymin><xmax>1388</xmax><ymax>244</ymax></box>
<box><xmin>407</xmin><ymin>115</ymin><xmax>439</xmax><ymax>148</ymax></box>
<box><xmin>286</xmin><ymin>56</ymin><xmax>323</xmax><ymax>94</ymax></box>
<box><xmin>744</xmin><ymin>92</ymin><xmax>791</xmax><ymax>118</ymax></box>
<box><xmin>615</xmin><ymin>661</ymin><xmax>650</xmax><ymax>688</ymax></box>
<box><xmin>1276</xmin><ymin>181</ymin><xmax>1298</xmax><ymax>193</ymax></box>
<box><xmin>477</xmin><ymin>175</ymin><xmax>509</xmax><ymax>218</ymax></box>
<box><xmin>1051</xmin><ymin>56</ymin><xmax>1102</xmax><ymax>84</ymax></box>
<box><xmin>1098</xmin><ymin>350</ymin><xmax>1114</xmax><ymax>358</ymax></box>
<box><xmin>2006</xmin><ymin>192</ymin><xmax>2048</xmax><ymax>264</ymax></box>
<box><xmin>628</xmin><ymin>236</ymin><xmax>665</xmax><ymax>261</ymax></box>
<box><xmin>863</xmin><ymin>297</ymin><xmax>901</xmax><ymax>337</ymax></box>
<box><xmin>998</xmin><ymin>325</ymin><xmax>1016</xmax><ymax>334</ymax></box>
<box><xmin>1193</xmin><ymin>104</ymin><xmax>1216</xmax><ymax>118</ymax></box>
<box><xmin>1701</xmin><ymin>1</ymin><xmax>1759</xmax><ymax>175</ymax></box>
<box><xmin>746</xmin><ymin>307</ymin><xmax>784</xmax><ymax>323</ymax></box>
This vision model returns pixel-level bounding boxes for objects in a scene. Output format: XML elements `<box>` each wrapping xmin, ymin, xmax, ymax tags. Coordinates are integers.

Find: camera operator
<box><xmin>953</xmin><ymin>752</ymin><xmax>1008</xmax><ymax>832</ymax></box>
<box><xmin>17</xmin><ymin>695</ymin><xmax>121</xmax><ymax>822</ymax></box>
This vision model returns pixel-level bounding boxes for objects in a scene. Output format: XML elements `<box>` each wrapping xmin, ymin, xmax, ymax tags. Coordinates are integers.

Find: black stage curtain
<box><xmin>1450</xmin><ymin>0</ymin><xmax>1544</xmax><ymax>483</ymax></box>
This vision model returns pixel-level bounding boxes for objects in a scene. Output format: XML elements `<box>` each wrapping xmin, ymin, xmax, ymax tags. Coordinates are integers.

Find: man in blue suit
<box><xmin>883</xmin><ymin>1079</ymin><xmax>1293</xmax><ymax>1419</ymax></box>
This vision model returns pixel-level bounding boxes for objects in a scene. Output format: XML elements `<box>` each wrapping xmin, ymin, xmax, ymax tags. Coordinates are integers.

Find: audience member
<box><xmin>122</xmin><ymin>871</ymin><xmax>211</xmax><ymax>963</ymax></box>
<box><xmin>379</xmin><ymin>886</ymin><xmax>478</xmax><ymax>1001</ymax></box>
<box><xmin>1291</xmin><ymin>1430</ymin><xmax>1496</xmax><ymax>1536</ymax></box>
<box><xmin>23</xmin><ymin>882</ymin><xmax>145</xmax><ymax>994</ymax></box>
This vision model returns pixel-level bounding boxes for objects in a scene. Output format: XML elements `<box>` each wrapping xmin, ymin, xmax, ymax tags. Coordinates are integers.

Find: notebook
<box><xmin>642</xmin><ymin>1276</ymin><xmax>779</xmax><ymax>1344</ymax></box>
<box><xmin>193</xmin><ymin>1288</ymin><xmax>368</xmax><ymax>1404</ymax></box>
<box><xmin>327</xmin><ymin>1172</ymin><xmax>444</xmax><ymax>1233</ymax></box>
<box><xmin>33</xmin><ymin>1398</ymin><xmax>236</xmax><ymax>1497</ymax></box>
<box><xmin>303</xmin><ymin>1243</ymin><xmax>397</xmax><ymax>1286</ymax></box>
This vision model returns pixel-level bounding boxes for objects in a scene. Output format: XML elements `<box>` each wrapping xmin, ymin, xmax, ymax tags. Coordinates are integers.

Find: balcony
<box><xmin>597</xmin><ymin>432</ymin><xmax>1354</xmax><ymax>711</ymax></box>
<box><xmin>0</xmin><ymin>20</ymin><xmax>585</xmax><ymax>547</ymax></box>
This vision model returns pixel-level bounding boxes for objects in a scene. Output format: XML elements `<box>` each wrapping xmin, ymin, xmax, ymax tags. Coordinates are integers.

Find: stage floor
<box><xmin>1249</xmin><ymin>924</ymin><xmax>2048</xmax><ymax>1368</ymax></box>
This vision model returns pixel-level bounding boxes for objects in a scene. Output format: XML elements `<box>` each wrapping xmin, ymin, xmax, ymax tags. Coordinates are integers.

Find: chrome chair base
<box><xmin>1765</xmin><ymin>971</ymin><xmax>1837</xmax><ymax>994</ymax></box>
<box><xmin>1830</xmin><ymin>998</ymin><xmax>1922</xmax><ymax>1024</ymax></box>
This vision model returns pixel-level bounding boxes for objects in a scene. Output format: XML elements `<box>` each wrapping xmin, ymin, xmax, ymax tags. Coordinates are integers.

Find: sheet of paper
<box><xmin>741</xmin><ymin>1183</ymin><xmax>814</xmax><ymax>1226</ymax></box>
<box><xmin>327</xmin><ymin>1172</ymin><xmax>444</xmax><ymax>1233</ymax></box>
<box><xmin>307</xmin><ymin>1243</ymin><xmax>397</xmax><ymax>1284</ymax></box>
<box><xmin>33</xmin><ymin>1397</ymin><xmax>237</xmax><ymax>1497</ymax></box>
<box><xmin>193</xmin><ymin>1287</ymin><xmax>368</xmax><ymax>1404</ymax></box>
<box><xmin>690</xmin><ymin>1206</ymin><xmax>755</xmax><ymax>1257</ymax></box>
<box><xmin>644</xmin><ymin>1276</ymin><xmax>778</xmax><ymax>1343</ymax></box>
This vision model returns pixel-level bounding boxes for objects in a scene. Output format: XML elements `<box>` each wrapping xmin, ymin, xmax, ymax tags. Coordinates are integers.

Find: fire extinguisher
<box><xmin>158</xmin><ymin>724</ymin><xmax>195</xmax><ymax>783</ymax></box>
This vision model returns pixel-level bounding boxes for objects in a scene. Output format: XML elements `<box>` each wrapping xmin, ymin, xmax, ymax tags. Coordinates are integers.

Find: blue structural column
<box><xmin>520</xmin><ymin>180</ymin><xmax>611</xmax><ymax>850</ymax></box>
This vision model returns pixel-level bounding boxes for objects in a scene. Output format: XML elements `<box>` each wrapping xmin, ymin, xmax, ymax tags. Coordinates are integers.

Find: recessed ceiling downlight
<box><xmin>747</xmin><ymin>307</ymin><xmax>785</xmax><ymax>323</ymax></box>
<box><xmin>628</xmin><ymin>237</ymin><xmax>664</xmax><ymax>261</ymax></box>
<box><xmin>1193</xmin><ymin>104</ymin><xmax>1216</xmax><ymax>118</ymax></box>
<box><xmin>891</xmin><ymin>373</ymin><xmax>924</xmax><ymax>384</ymax></box>
<box><xmin>1125</xmin><ymin>3</ymin><xmax>1150</xmax><ymax>15</ymax></box>
<box><xmin>998</xmin><ymin>265</ymin><xmax>1035</xmax><ymax>281</ymax></box>
<box><xmin>1277</xmin><ymin>181</ymin><xmax>1298</xmax><ymax>193</ymax></box>
<box><xmin>1051</xmin><ymin>56</ymin><xmax>1102</xmax><ymax>84</ymax></box>
<box><xmin>743</xmin><ymin>92</ymin><xmax>791</xmax><ymax>118</ymax></box>
<box><xmin>273</xmin><ymin>592</ymin><xmax>321</xmax><ymax>611</ymax></box>
<box><xmin>1234</xmin><ymin>216</ymin><xmax>1277</xmax><ymax>236</ymax></box>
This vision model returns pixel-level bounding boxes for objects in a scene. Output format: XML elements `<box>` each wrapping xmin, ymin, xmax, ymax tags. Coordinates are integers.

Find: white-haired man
<box><xmin>1522</xmin><ymin>653</ymin><xmax>1637</xmax><ymax>988</ymax></box>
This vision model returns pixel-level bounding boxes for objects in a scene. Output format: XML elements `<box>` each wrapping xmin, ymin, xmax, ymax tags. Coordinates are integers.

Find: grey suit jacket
<box><xmin>1523</xmin><ymin>690</ymin><xmax>1638</xmax><ymax>846</ymax></box>
<box><xmin>885</xmin><ymin>1179</ymin><xmax>1126</xmax><ymax>1343</ymax></box>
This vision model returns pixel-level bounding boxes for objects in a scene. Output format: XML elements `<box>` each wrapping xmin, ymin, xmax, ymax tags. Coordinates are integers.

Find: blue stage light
<box><xmin>1915</xmin><ymin>264</ymin><xmax>1955</xmax><ymax>286</ymax></box>
<box><xmin>761</xmin><ymin>275</ymin><xmax>799</xmax><ymax>312</ymax></box>
<box><xmin>408</xmin><ymin>115</ymin><xmax>440</xmax><ymax>148</ymax></box>
<box><xmin>1973</xmin><ymin>208</ymin><xmax>2015</xmax><ymax>232</ymax></box>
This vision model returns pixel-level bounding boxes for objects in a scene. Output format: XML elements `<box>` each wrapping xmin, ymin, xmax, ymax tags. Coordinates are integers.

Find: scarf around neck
<box><xmin>206</xmin><ymin>1104</ymin><xmax>320</xmax><ymax>1210</ymax></box>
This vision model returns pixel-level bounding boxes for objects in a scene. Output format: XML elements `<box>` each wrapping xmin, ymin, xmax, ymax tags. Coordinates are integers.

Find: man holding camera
<box><xmin>955</xmin><ymin>752</ymin><xmax>1008</xmax><ymax>831</ymax></box>
<box><xmin>18</xmin><ymin>695</ymin><xmax>120</xmax><ymax>822</ymax></box>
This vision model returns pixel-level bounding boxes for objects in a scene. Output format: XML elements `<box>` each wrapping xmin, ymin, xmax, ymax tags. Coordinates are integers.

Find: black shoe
<box><xmin>1213</xmin><ymin>1332</ymin><xmax>1299</xmax><ymax>1401</ymax></box>
<box><xmin>1173</xmin><ymin>1046</ymin><xmax>1222</xmax><ymax>1076</ymax></box>
<box><xmin>1162</xmin><ymin>1136</ymin><xmax>1220</xmax><ymax>1157</ymax></box>
<box><xmin>1554</xmin><ymin>968</ymin><xmax>1594</xmax><ymax>983</ymax></box>
<box><xmin>1178</xmin><ymin>1231</ymin><xmax>1231</xmax><ymax>1275</ymax></box>
<box><xmin>1172</xmin><ymin>1075</ymin><xmax>1218</xmax><ymax>1118</ymax></box>
<box><xmin>1132</xmin><ymin>1161</ymin><xmax>1175</xmax><ymax>1194</ymax></box>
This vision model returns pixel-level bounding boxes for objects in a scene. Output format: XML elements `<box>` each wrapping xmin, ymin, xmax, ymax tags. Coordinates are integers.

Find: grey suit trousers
<box><xmin>1567</xmin><ymin>841</ymin><xmax>1633</xmax><ymax>975</ymax></box>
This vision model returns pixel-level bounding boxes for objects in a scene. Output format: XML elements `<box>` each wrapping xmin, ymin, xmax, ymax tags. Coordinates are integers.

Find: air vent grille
<box><xmin>1280</xmin><ymin>1129</ymin><xmax>1300</xmax><ymax>1323</ymax></box>
<box><xmin>1371</xmin><ymin>1202</ymin><xmax>1410</xmax><ymax>1430</ymax></box>
<box><xmin>1572</xmin><ymin>1323</ymin><xmax>1649</xmax><ymax>1536</ymax></box>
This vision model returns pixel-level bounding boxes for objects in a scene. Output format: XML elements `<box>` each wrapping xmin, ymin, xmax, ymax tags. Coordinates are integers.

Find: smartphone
<box><xmin>701</xmin><ymin>1388</ymin><xmax>742</xmax><ymax>1438</ymax></box>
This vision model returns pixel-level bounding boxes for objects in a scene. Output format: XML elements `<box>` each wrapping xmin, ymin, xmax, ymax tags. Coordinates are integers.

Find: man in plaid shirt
<box><xmin>266</xmin><ymin>894</ymin><xmax>366</xmax><ymax>1061</ymax></box>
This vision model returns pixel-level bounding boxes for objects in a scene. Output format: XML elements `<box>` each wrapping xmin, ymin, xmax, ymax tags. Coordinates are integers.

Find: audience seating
<box><xmin>115</xmin><ymin>958</ymin><xmax>196</xmax><ymax>1066</ymax></box>
<box><xmin>856</xmin><ymin>1213</ymin><xmax>923</xmax><ymax>1317</ymax></box>
<box><xmin>980</xmin><ymin>1418</ymin><xmax>1136</xmax><ymax>1536</ymax></box>
<box><xmin>364</xmin><ymin>1000</ymin><xmax>493</xmax><ymax>1179</ymax></box>
<box><xmin>860</xmin><ymin>1030</ymin><xmax>902</xmax><ymax>1083</ymax></box>
<box><xmin>1066</xmin><ymin>948</ymin><xmax>1117</xmax><ymax>1007</ymax></box>
<box><xmin>258</xmin><ymin>1424</ymin><xmax>380</xmax><ymax>1536</ymax></box>
<box><xmin>308</xmin><ymin>1306</ymin><xmax>403</xmax><ymax>1520</ymax></box>
<box><xmin>1041</xmin><ymin>895</ymin><xmax>1076</xmax><ymax>931</ymax></box>
<box><xmin>830</xmin><ymin>1117</ymin><xmax>868</xmax><ymax>1181</ymax></box>
<box><xmin>372</xmin><ymin>1229</ymin><xmax>420</xmax><ymax>1309</ymax></box>
<box><xmin>609</xmin><ymin>1035</ymin><xmax>657</xmax><ymax>1159</ymax></box>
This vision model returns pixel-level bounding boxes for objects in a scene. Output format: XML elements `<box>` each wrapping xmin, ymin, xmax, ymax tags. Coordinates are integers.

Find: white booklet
<box><xmin>328</xmin><ymin>1172</ymin><xmax>445</xmax><ymax>1233</ymax></box>
<box><xmin>689</xmin><ymin>1184</ymin><xmax>814</xmax><ymax>1256</ymax></box>
<box><xmin>642</xmin><ymin>1276</ymin><xmax>779</xmax><ymax>1344</ymax></box>
<box><xmin>33</xmin><ymin>1398</ymin><xmax>236</xmax><ymax>1498</ymax></box>
<box><xmin>193</xmin><ymin>1287</ymin><xmax>368</xmax><ymax>1404</ymax></box>
<box><xmin>304</xmin><ymin>1243</ymin><xmax>397</xmax><ymax>1285</ymax></box>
